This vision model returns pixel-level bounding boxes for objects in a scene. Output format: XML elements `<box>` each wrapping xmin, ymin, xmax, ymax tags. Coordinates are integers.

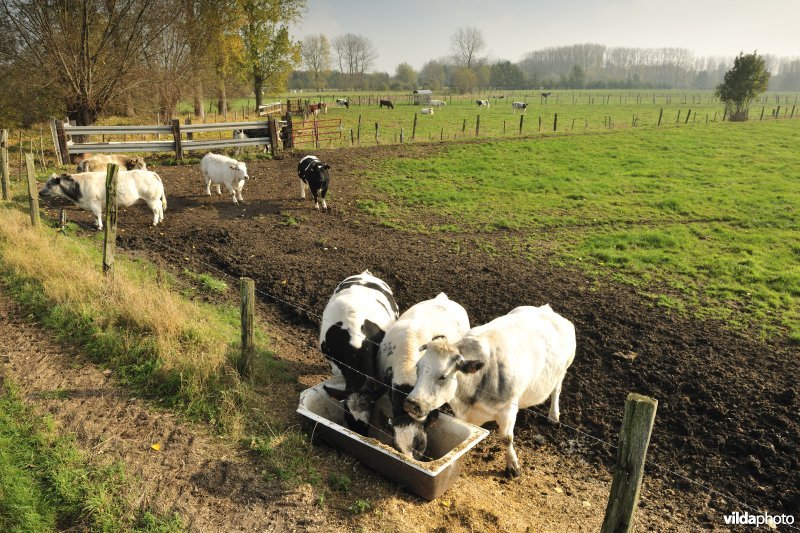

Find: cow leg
<box><xmin>311</xmin><ymin>190</ymin><xmax>319</xmax><ymax>210</ymax></box>
<box><xmin>320</xmin><ymin>185</ymin><xmax>328</xmax><ymax>210</ymax></box>
<box><xmin>216</xmin><ymin>184</ymin><xmax>222</xmax><ymax>196</ymax></box>
<box><xmin>299</xmin><ymin>179</ymin><xmax>306</xmax><ymax>199</ymax></box>
<box><xmin>227</xmin><ymin>184</ymin><xmax>238</xmax><ymax>204</ymax></box>
<box><xmin>204</xmin><ymin>177</ymin><xmax>212</xmax><ymax>196</ymax></box>
<box><xmin>548</xmin><ymin>378</ymin><xmax>564</xmax><ymax>424</ymax></box>
<box><xmin>92</xmin><ymin>206</ymin><xmax>103</xmax><ymax>230</ymax></box>
<box><xmin>236</xmin><ymin>182</ymin><xmax>244</xmax><ymax>202</ymax></box>
<box><xmin>497</xmin><ymin>404</ymin><xmax>521</xmax><ymax>478</ymax></box>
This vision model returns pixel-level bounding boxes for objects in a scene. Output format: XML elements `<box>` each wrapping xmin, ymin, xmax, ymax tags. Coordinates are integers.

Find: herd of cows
<box><xmin>319</xmin><ymin>271</ymin><xmax>576</xmax><ymax>476</ymax></box>
<box><xmin>38</xmin><ymin>151</ymin><xmax>333</xmax><ymax>228</ymax></box>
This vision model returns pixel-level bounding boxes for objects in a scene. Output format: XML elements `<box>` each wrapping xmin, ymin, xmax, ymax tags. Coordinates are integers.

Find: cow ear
<box><xmin>418</xmin><ymin>343</ymin><xmax>428</xmax><ymax>353</ymax></box>
<box><xmin>457</xmin><ymin>359</ymin><xmax>484</xmax><ymax>375</ymax></box>
<box><xmin>323</xmin><ymin>385</ymin><xmax>349</xmax><ymax>401</ymax></box>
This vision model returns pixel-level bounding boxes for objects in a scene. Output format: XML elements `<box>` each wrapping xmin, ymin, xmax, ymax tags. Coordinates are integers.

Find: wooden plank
<box><xmin>102</xmin><ymin>164</ymin><xmax>119</xmax><ymax>275</ymax></box>
<box><xmin>63</xmin><ymin>125</ymin><xmax>172</xmax><ymax>135</ymax></box>
<box><xmin>66</xmin><ymin>141</ymin><xmax>176</xmax><ymax>154</ymax></box>
<box><xmin>24</xmin><ymin>154</ymin><xmax>39</xmax><ymax>227</ymax></box>
<box><xmin>601</xmin><ymin>393</ymin><xmax>658</xmax><ymax>533</ymax></box>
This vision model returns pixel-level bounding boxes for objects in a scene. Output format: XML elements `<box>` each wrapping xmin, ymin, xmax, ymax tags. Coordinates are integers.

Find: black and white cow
<box><xmin>336</xmin><ymin>98</ymin><xmax>350</xmax><ymax>108</ymax></box>
<box><xmin>320</xmin><ymin>271</ymin><xmax>400</xmax><ymax>435</ymax></box>
<box><xmin>512</xmin><ymin>102</ymin><xmax>528</xmax><ymax>113</ymax></box>
<box><xmin>376</xmin><ymin>293</ymin><xmax>470</xmax><ymax>460</ymax></box>
<box><xmin>476</xmin><ymin>99</ymin><xmax>490</xmax><ymax>108</ymax></box>
<box><xmin>297</xmin><ymin>155</ymin><xmax>331</xmax><ymax>210</ymax></box>
<box><xmin>232</xmin><ymin>127</ymin><xmax>270</xmax><ymax>154</ymax></box>
<box><xmin>405</xmin><ymin>305</ymin><xmax>576</xmax><ymax>477</ymax></box>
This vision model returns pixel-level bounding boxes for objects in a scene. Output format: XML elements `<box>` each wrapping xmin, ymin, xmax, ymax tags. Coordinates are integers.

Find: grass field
<box><xmin>357</xmin><ymin>119</ymin><xmax>800</xmax><ymax>342</ymax></box>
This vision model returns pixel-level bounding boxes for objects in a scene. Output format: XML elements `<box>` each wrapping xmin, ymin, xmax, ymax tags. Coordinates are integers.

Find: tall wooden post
<box><xmin>475</xmin><ymin>114</ymin><xmax>480</xmax><ymax>136</ymax></box>
<box><xmin>357</xmin><ymin>115</ymin><xmax>362</xmax><ymax>144</ymax></box>
<box><xmin>55</xmin><ymin>121</ymin><xmax>70</xmax><ymax>165</ymax></box>
<box><xmin>685</xmin><ymin>109</ymin><xmax>691</xmax><ymax>125</ymax></box>
<box><xmin>657</xmin><ymin>108</ymin><xmax>663</xmax><ymax>127</ymax></box>
<box><xmin>1</xmin><ymin>130</ymin><xmax>9</xmax><ymax>200</ymax></box>
<box><xmin>601</xmin><ymin>393</ymin><xmax>658</xmax><ymax>533</ymax></box>
<box><xmin>285</xmin><ymin>113</ymin><xmax>294</xmax><ymax>149</ymax></box>
<box><xmin>374</xmin><ymin>122</ymin><xmax>379</xmax><ymax>145</ymax></box>
<box><xmin>238</xmin><ymin>277</ymin><xmax>255</xmax><ymax>379</ymax></box>
<box><xmin>412</xmin><ymin>113</ymin><xmax>417</xmax><ymax>140</ymax></box>
<box><xmin>268</xmin><ymin>118</ymin><xmax>279</xmax><ymax>156</ymax></box>
<box><xmin>24</xmin><ymin>154</ymin><xmax>40</xmax><ymax>227</ymax></box>
<box><xmin>171</xmin><ymin>119</ymin><xmax>183</xmax><ymax>160</ymax></box>
<box><xmin>102</xmin><ymin>164</ymin><xmax>119</xmax><ymax>275</ymax></box>
<box><xmin>519</xmin><ymin>114</ymin><xmax>524</xmax><ymax>135</ymax></box>
<box><xmin>553</xmin><ymin>113</ymin><xmax>558</xmax><ymax>132</ymax></box>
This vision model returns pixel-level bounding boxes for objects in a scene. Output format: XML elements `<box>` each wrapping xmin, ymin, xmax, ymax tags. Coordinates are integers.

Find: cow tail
<box><xmin>156</xmin><ymin>173</ymin><xmax>167</xmax><ymax>210</ymax></box>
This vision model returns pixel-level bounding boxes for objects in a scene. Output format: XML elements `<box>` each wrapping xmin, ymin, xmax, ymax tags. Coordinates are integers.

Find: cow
<box><xmin>39</xmin><ymin>170</ymin><xmax>166</xmax><ymax>229</ymax></box>
<box><xmin>76</xmin><ymin>154</ymin><xmax>147</xmax><ymax>173</ymax></box>
<box><xmin>320</xmin><ymin>271</ymin><xmax>400</xmax><ymax>435</ymax></box>
<box><xmin>429</xmin><ymin>100</ymin><xmax>446</xmax><ymax>107</ymax></box>
<box><xmin>420</xmin><ymin>108</ymin><xmax>434</xmax><ymax>115</ymax></box>
<box><xmin>308</xmin><ymin>102</ymin><xmax>327</xmax><ymax>115</ymax></box>
<box><xmin>232</xmin><ymin>127</ymin><xmax>270</xmax><ymax>154</ymax></box>
<box><xmin>297</xmin><ymin>155</ymin><xmax>331</xmax><ymax>210</ymax></box>
<box><xmin>404</xmin><ymin>304</ymin><xmax>576</xmax><ymax>477</ymax></box>
<box><xmin>336</xmin><ymin>98</ymin><xmax>350</xmax><ymax>109</ymax></box>
<box><xmin>476</xmin><ymin>100</ymin><xmax>490</xmax><ymax>108</ymax></box>
<box><xmin>512</xmin><ymin>102</ymin><xmax>528</xmax><ymax>113</ymax></box>
<box><xmin>377</xmin><ymin>293</ymin><xmax>470</xmax><ymax>460</ymax></box>
<box><xmin>199</xmin><ymin>153</ymin><xmax>249</xmax><ymax>204</ymax></box>
<box><xmin>541</xmin><ymin>92</ymin><xmax>552</xmax><ymax>100</ymax></box>
<box><xmin>379</xmin><ymin>99</ymin><xmax>394</xmax><ymax>109</ymax></box>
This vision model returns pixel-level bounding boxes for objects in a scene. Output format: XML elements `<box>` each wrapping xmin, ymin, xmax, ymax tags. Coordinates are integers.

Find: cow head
<box><xmin>128</xmin><ymin>156</ymin><xmax>147</xmax><ymax>171</ymax></box>
<box><xmin>392</xmin><ymin>410</ymin><xmax>439</xmax><ymax>461</ymax></box>
<box><xmin>404</xmin><ymin>336</ymin><xmax>486</xmax><ymax>421</ymax></box>
<box><xmin>39</xmin><ymin>173</ymin><xmax>80</xmax><ymax>203</ymax></box>
<box><xmin>324</xmin><ymin>384</ymin><xmax>384</xmax><ymax>436</ymax></box>
<box><xmin>229</xmin><ymin>161</ymin><xmax>249</xmax><ymax>181</ymax></box>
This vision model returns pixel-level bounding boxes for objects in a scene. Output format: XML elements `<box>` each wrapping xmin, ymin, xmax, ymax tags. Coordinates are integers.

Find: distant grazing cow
<box><xmin>476</xmin><ymin>99</ymin><xmax>490</xmax><ymax>108</ymax></box>
<box><xmin>200</xmin><ymin>153</ymin><xmax>249</xmax><ymax>204</ymax></box>
<box><xmin>39</xmin><ymin>170</ymin><xmax>166</xmax><ymax>229</ymax></box>
<box><xmin>308</xmin><ymin>102</ymin><xmax>327</xmax><ymax>115</ymax></box>
<box><xmin>512</xmin><ymin>102</ymin><xmax>528</xmax><ymax>113</ymax></box>
<box><xmin>429</xmin><ymin>99</ymin><xmax>446</xmax><ymax>107</ymax></box>
<box><xmin>336</xmin><ymin>98</ymin><xmax>350</xmax><ymax>108</ymax></box>
<box><xmin>541</xmin><ymin>92</ymin><xmax>552</xmax><ymax>100</ymax></box>
<box><xmin>321</xmin><ymin>271</ymin><xmax>400</xmax><ymax>435</ymax></box>
<box><xmin>379</xmin><ymin>99</ymin><xmax>394</xmax><ymax>109</ymax></box>
<box><xmin>297</xmin><ymin>155</ymin><xmax>331</xmax><ymax>210</ymax></box>
<box><xmin>377</xmin><ymin>293</ymin><xmax>470</xmax><ymax>460</ymax></box>
<box><xmin>420</xmin><ymin>108</ymin><xmax>434</xmax><ymax>115</ymax></box>
<box><xmin>405</xmin><ymin>305</ymin><xmax>576</xmax><ymax>477</ymax></box>
<box><xmin>77</xmin><ymin>154</ymin><xmax>147</xmax><ymax>173</ymax></box>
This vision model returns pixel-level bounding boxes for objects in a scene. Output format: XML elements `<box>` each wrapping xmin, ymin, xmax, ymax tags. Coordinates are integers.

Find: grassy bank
<box><xmin>0</xmin><ymin>378</ymin><xmax>182</xmax><ymax>532</ymax></box>
<box><xmin>363</xmin><ymin>120</ymin><xmax>800</xmax><ymax>342</ymax></box>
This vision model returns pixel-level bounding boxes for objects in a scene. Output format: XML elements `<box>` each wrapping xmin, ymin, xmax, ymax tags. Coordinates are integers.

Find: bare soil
<box><xmin>29</xmin><ymin>141</ymin><xmax>799</xmax><ymax>530</ymax></box>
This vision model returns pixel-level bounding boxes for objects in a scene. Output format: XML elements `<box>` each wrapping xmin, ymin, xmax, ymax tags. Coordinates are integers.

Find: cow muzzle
<box><xmin>403</xmin><ymin>398</ymin><xmax>427</xmax><ymax>421</ymax></box>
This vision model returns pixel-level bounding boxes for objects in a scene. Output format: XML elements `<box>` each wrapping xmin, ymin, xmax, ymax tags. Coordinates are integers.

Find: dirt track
<box><xmin>40</xmin><ymin>142</ymin><xmax>799</xmax><ymax>528</ymax></box>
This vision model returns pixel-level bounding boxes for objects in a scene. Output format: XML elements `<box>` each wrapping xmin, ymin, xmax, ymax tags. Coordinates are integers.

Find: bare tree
<box><xmin>332</xmin><ymin>33</ymin><xmax>377</xmax><ymax>89</ymax></box>
<box><xmin>451</xmin><ymin>27</ymin><xmax>485</xmax><ymax>70</ymax></box>
<box><xmin>2</xmin><ymin>0</ymin><xmax>172</xmax><ymax>125</ymax></box>
<box><xmin>301</xmin><ymin>34</ymin><xmax>331</xmax><ymax>91</ymax></box>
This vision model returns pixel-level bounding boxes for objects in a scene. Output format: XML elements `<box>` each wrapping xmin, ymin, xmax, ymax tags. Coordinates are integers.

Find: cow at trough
<box><xmin>476</xmin><ymin>99</ymin><xmax>490</xmax><ymax>108</ymax></box>
<box><xmin>297</xmin><ymin>155</ymin><xmax>331</xmax><ymax>210</ymax></box>
<box><xmin>379</xmin><ymin>99</ymin><xmax>394</xmax><ymax>109</ymax></box>
<box><xmin>405</xmin><ymin>304</ymin><xmax>576</xmax><ymax>477</ymax></box>
<box><xmin>377</xmin><ymin>293</ymin><xmax>470</xmax><ymax>460</ymax></box>
<box><xmin>512</xmin><ymin>102</ymin><xmax>528</xmax><ymax>113</ymax></box>
<box><xmin>200</xmin><ymin>153</ymin><xmax>249</xmax><ymax>204</ymax></box>
<box><xmin>76</xmin><ymin>154</ymin><xmax>147</xmax><ymax>173</ymax></box>
<box><xmin>320</xmin><ymin>271</ymin><xmax>400</xmax><ymax>435</ymax></box>
<box><xmin>39</xmin><ymin>170</ymin><xmax>166</xmax><ymax>229</ymax></box>
<box><xmin>429</xmin><ymin>99</ymin><xmax>446</xmax><ymax>107</ymax></box>
<box><xmin>336</xmin><ymin>98</ymin><xmax>350</xmax><ymax>108</ymax></box>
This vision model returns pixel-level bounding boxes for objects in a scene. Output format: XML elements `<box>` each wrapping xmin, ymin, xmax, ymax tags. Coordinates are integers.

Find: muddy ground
<box><xmin>34</xmin><ymin>142</ymin><xmax>799</xmax><ymax>530</ymax></box>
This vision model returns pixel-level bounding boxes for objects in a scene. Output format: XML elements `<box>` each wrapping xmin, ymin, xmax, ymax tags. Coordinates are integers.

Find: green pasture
<box><xmin>358</xmin><ymin>119</ymin><xmax>800</xmax><ymax>342</ymax></box>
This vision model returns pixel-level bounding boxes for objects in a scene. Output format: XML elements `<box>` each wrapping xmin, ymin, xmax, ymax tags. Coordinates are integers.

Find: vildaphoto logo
<box><xmin>724</xmin><ymin>511</ymin><xmax>795</xmax><ymax>527</ymax></box>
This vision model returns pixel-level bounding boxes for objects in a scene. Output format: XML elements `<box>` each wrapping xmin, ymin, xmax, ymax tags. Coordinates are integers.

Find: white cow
<box><xmin>200</xmin><ymin>153</ymin><xmax>249</xmax><ymax>204</ymax></box>
<box><xmin>420</xmin><ymin>108</ymin><xmax>434</xmax><ymax>115</ymax></box>
<box><xmin>429</xmin><ymin>100</ymin><xmax>447</xmax><ymax>107</ymax></box>
<box><xmin>39</xmin><ymin>170</ymin><xmax>166</xmax><ymax>229</ymax></box>
<box><xmin>405</xmin><ymin>305</ymin><xmax>576</xmax><ymax>477</ymax></box>
<box><xmin>376</xmin><ymin>293</ymin><xmax>470</xmax><ymax>459</ymax></box>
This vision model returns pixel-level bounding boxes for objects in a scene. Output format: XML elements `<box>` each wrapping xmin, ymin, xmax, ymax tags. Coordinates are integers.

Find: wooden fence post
<box><xmin>553</xmin><ymin>113</ymin><xmax>558</xmax><ymax>132</ymax></box>
<box><xmin>475</xmin><ymin>114</ymin><xmax>480</xmax><ymax>136</ymax></box>
<box><xmin>172</xmin><ymin>119</ymin><xmax>183</xmax><ymax>160</ymax></box>
<box><xmin>374</xmin><ymin>122</ymin><xmax>379</xmax><ymax>145</ymax></box>
<box><xmin>102</xmin><ymin>164</ymin><xmax>119</xmax><ymax>275</ymax></box>
<box><xmin>238</xmin><ymin>277</ymin><xmax>255</xmax><ymax>379</ymax></box>
<box><xmin>412</xmin><ymin>113</ymin><xmax>417</xmax><ymax>140</ymax></box>
<box><xmin>55</xmin><ymin>121</ymin><xmax>70</xmax><ymax>165</ymax></box>
<box><xmin>24</xmin><ymin>154</ymin><xmax>40</xmax><ymax>227</ymax></box>
<box><xmin>357</xmin><ymin>115</ymin><xmax>362</xmax><ymax>144</ymax></box>
<box><xmin>685</xmin><ymin>109</ymin><xmax>691</xmax><ymax>125</ymax></box>
<box><xmin>1</xmin><ymin>130</ymin><xmax>9</xmax><ymax>200</ymax></box>
<box><xmin>657</xmin><ymin>108</ymin><xmax>663</xmax><ymax>127</ymax></box>
<box><xmin>285</xmin><ymin>113</ymin><xmax>294</xmax><ymax>149</ymax></box>
<box><xmin>538</xmin><ymin>116</ymin><xmax>542</xmax><ymax>132</ymax></box>
<box><xmin>400</xmin><ymin>127</ymin><xmax>404</xmax><ymax>144</ymax></box>
<box><xmin>600</xmin><ymin>393</ymin><xmax>658</xmax><ymax>533</ymax></box>
<box><xmin>519</xmin><ymin>114</ymin><xmax>524</xmax><ymax>135</ymax></box>
<box><xmin>268</xmin><ymin>118</ymin><xmax>279</xmax><ymax>156</ymax></box>
<box><xmin>461</xmin><ymin>118</ymin><xmax>466</xmax><ymax>135</ymax></box>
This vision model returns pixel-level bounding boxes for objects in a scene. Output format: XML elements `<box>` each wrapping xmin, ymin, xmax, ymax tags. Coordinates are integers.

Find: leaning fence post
<box><xmin>1</xmin><ymin>130</ymin><xmax>9</xmax><ymax>200</ymax></box>
<box><xmin>238</xmin><ymin>277</ymin><xmax>255</xmax><ymax>379</ymax></box>
<box><xmin>55</xmin><ymin>120</ymin><xmax>70</xmax><ymax>165</ymax></box>
<box><xmin>24</xmin><ymin>154</ymin><xmax>39</xmax><ymax>227</ymax></box>
<box><xmin>600</xmin><ymin>393</ymin><xmax>658</xmax><ymax>533</ymax></box>
<box><xmin>412</xmin><ymin>113</ymin><xmax>417</xmax><ymax>140</ymax></box>
<box><xmin>657</xmin><ymin>108</ymin><xmax>663</xmax><ymax>127</ymax></box>
<box><xmin>102</xmin><ymin>164</ymin><xmax>119</xmax><ymax>275</ymax></box>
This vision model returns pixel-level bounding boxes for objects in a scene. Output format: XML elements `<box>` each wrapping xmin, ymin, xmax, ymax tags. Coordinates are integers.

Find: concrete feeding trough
<box><xmin>297</xmin><ymin>381</ymin><xmax>489</xmax><ymax>500</ymax></box>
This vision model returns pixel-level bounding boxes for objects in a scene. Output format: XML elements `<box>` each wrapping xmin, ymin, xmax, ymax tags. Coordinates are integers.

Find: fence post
<box><xmin>24</xmin><ymin>154</ymin><xmax>40</xmax><ymax>227</ymax></box>
<box><xmin>185</xmin><ymin>117</ymin><xmax>193</xmax><ymax>140</ymax></box>
<box><xmin>350</xmin><ymin>128</ymin><xmax>354</xmax><ymax>146</ymax></box>
<box><xmin>374</xmin><ymin>122</ymin><xmax>379</xmax><ymax>145</ymax></box>
<box><xmin>475</xmin><ymin>114</ymin><xmax>480</xmax><ymax>136</ymax></box>
<box><xmin>171</xmin><ymin>119</ymin><xmax>183</xmax><ymax>160</ymax></box>
<box><xmin>519</xmin><ymin>114</ymin><xmax>524</xmax><ymax>135</ymax></box>
<box><xmin>657</xmin><ymin>108</ymin><xmax>663</xmax><ymax>127</ymax></box>
<box><xmin>461</xmin><ymin>118</ymin><xmax>466</xmax><ymax>134</ymax></box>
<box><xmin>102</xmin><ymin>164</ymin><xmax>119</xmax><ymax>275</ymax></box>
<box><xmin>553</xmin><ymin>113</ymin><xmax>558</xmax><ymax>132</ymax></box>
<box><xmin>55</xmin><ymin>121</ymin><xmax>70</xmax><ymax>164</ymax></box>
<box><xmin>357</xmin><ymin>115</ymin><xmax>362</xmax><ymax>144</ymax></box>
<box><xmin>238</xmin><ymin>277</ymin><xmax>255</xmax><ymax>379</ymax></box>
<box><xmin>59</xmin><ymin>209</ymin><xmax>67</xmax><ymax>233</ymax></box>
<box><xmin>538</xmin><ymin>116</ymin><xmax>542</xmax><ymax>132</ymax></box>
<box><xmin>49</xmin><ymin>120</ymin><xmax>63</xmax><ymax>166</ymax></box>
<box><xmin>412</xmin><ymin>113</ymin><xmax>417</xmax><ymax>140</ymax></box>
<box><xmin>685</xmin><ymin>109</ymin><xmax>691</xmax><ymax>125</ymax></box>
<box><xmin>600</xmin><ymin>393</ymin><xmax>658</xmax><ymax>533</ymax></box>
<box><xmin>1</xmin><ymin>130</ymin><xmax>9</xmax><ymax>200</ymax></box>
<box><xmin>268</xmin><ymin>118</ymin><xmax>279</xmax><ymax>156</ymax></box>
<box><xmin>285</xmin><ymin>113</ymin><xmax>294</xmax><ymax>148</ymax></box>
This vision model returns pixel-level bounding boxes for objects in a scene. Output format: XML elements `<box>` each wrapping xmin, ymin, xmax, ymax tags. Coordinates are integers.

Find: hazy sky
<box><xmin>291</xmin><ymin>0</ymin><xmax>798</xmax><ymax>73</ymax></box>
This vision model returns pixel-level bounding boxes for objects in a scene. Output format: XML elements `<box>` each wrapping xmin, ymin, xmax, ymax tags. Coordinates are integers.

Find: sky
<box><xmin>290</xmin><ymin>0</ymin><xmax>798</xmax><ymax>73</ymax></box>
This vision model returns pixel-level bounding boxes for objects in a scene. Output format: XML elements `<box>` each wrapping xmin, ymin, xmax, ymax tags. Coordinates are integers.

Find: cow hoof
<box><xmin>504</xmin><ymin>465</ymin><xmax>521</xmax><ymax>479</ymax></box>
<box><xmin>547</xmin><ymin>416</ymin><xmax>560</xmax><ymax>425</ymax></box>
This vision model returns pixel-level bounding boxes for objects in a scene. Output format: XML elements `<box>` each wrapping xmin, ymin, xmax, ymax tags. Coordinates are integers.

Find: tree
<box><xmin>490</xmin><ymin>61</ymin><xmax>523</xmax><ymax>88</ymax></box>
<box><xmin>419</xmin><ymin>60</ymin><xmax>446</xmax><ymax>90</ymax></box>
<box><xmin>452</xmin><ymin>67</ymin><xmax>477</xmax><ymax>94</ymax></box>
<box><xmin>2</xmin><ymin>0</ymin><xmax>172</xmax><ymax>125</ymax></box>
<box><xmin>568</xmin><ymin>64</ymin><xmax>586</xmax><ymax>88</ymax></box>
<box><xmin>394</xmin><ymin>62</ymin><xmax>418</xmax><ymax>89</ymax></box>
<box><xmin>451</xmin><ymin>27</ymin><xmax>485</xmax><ymax>70</ymax></box>
<box><xmin>332</xmin><ymin>34</ymin><xmax>377</xmax><ymax>89</ymax></box>
<box><xmin>238</xmin><ymin>0</ymin><xmax>304</xmax><ymax>110</ymax></box>
<box><xmin>715</xmin><ymin>52</ymin><xmax>770</xmax><ymax>121</ymax></box>
<box><xmin>301</xmin><ymin>34</ymin><xmax>331</xmax><ymax>91</ymax></box>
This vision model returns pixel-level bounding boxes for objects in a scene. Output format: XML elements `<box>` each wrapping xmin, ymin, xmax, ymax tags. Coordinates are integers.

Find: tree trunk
<box><xmin>254</xmin><ymin>72</ymin><xmax>264</xmax><ymax>110</ymax></box>
<box><xmin>217</xmin><ymin>84</ymin><xmax>227</xmax><ymax>115</ymax></box>
<box><xmin>194</xmin><ymin>80</ymin><xmax>205</xmax><ymax>119</ymax></box>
